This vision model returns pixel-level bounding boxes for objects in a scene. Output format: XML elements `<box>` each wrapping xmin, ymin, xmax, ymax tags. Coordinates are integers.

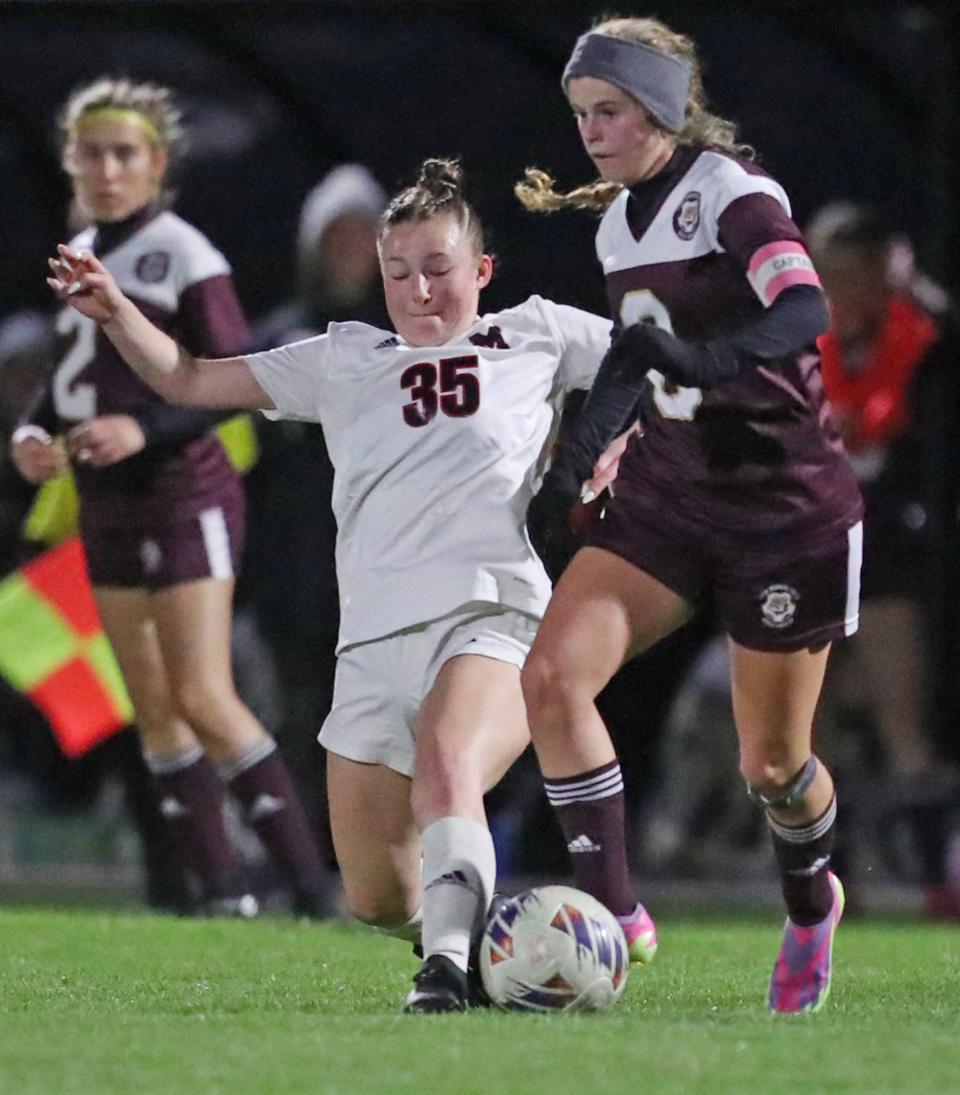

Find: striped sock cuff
<box><xmin>767</xmin><ymin>794</ymin><xmax>837</xmax><ymax>844</ymax></box>
<box><xmin>144</xmin><ymin>743</ymin><xmax>204</xmax><ymax>775</ymax></box>
<box><xmin>544</xmin><ymin>760</ymin><xmax>624</xmax><ymax>806</ymax></box>
<box><xmin>216</xmin><ymin>736</ymin><xmax>277</xmax><ymax>782</ymax></box>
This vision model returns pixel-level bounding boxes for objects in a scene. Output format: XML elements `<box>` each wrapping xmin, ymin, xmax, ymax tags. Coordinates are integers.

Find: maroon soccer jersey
<box><xmin>49</xmin><ymin>207</ymin><xmax>247</xmax><ymax>529</ymax></box>
<box><xmin>598</xmin><ymin>147</ymin><xmax>862</xmax><ymax>537</ymax></box>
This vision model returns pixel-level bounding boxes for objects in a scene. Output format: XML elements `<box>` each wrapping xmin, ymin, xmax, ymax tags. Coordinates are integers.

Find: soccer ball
<box><xmin>479</xmin><ymin>885</ymin><xmax>629</xmax><ymax>1012</ymax></box>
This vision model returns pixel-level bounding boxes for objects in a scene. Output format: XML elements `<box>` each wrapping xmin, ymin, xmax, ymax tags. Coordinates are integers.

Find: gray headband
<box><xmin>562</xmin><ymin>32</ymin><xmax>692</xmax><ymax>133</ymax></box>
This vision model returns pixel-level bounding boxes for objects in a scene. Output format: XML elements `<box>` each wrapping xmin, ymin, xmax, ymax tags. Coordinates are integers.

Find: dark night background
<box><xmin>1</xmin><ymin>1</ymin><xmax>958</xmax><ymax>327</ymax></box>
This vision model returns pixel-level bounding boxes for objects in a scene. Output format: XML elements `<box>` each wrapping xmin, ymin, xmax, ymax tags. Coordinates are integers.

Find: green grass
<box><xmin>0</xmin><ymin>907</ymin><xmax>958</xmax><ymax>1094</ymax></box>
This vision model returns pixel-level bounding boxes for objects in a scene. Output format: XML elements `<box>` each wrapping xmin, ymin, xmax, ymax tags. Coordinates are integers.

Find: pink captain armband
<box><xmin>11</xmin><ymin>425</ymin><xmax>53</xmax><ymax>446</ymax></box>
<box><xmin>747</xmin><ymin>241</ymin><xmax>822</xmax><ymax>307</ymax></box>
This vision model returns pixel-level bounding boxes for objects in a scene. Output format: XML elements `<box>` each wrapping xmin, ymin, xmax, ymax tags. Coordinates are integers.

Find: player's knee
<box><xmin>520</xmin><ymin>651</ymin><xmax>578</xmax><ymax>719</ymax></box>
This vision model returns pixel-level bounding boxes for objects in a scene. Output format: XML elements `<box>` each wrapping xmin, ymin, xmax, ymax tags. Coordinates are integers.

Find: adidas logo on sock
<box><xmin>248</xmin><ymin>793</ymin><xmax>285</xmax><ymax>822</ymax></box>
<box><xmin>159</xmin><ymin>796</ymin><xmax>189</xmax><ymax>819</ymax></box>
<box><xmin>424</xmin><ymin>869</ymin><xmax>478</xmax><ymax>894</ymax></box>
<box><xmin>787</xmin><ymin>855</ymin><xmax>831</xmax><ymax>878</ymax></box>
<box><xmin>567</xmin><ymin>833</ymin><xmax>601</xmax><ymax>854</ymax></box>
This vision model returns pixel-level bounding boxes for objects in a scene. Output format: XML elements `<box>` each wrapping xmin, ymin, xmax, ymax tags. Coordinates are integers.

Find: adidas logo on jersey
<box><xmin>247</xmin><ymin>793</ymin><xmax>286</xmax><ymax>822</ymax></box>
<box><xmin>567</xmin><ymin>833</ymin><xmax>601</xmax><ymax>854</ymax></box>
<box><xmin>375</xmin><ymin>336</ymin><xmax>400</xmax><ymax>349</ymax></box>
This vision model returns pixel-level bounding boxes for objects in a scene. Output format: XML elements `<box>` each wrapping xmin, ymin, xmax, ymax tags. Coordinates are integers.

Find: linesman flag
<box><xmin>0</xmin><ymin>537</ymin><xmax>132</xmax><ymax>756</ymax></box>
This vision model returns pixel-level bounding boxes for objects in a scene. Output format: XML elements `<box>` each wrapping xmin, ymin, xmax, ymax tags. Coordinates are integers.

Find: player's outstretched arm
<box><xmin>46</xmin><ymin>245</ymin><xmax>271</xmax><ymax>411</ymax></box>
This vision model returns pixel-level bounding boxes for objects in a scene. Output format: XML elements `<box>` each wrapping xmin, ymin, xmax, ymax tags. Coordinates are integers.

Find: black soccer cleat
<box><xmin>404</xmin><ymin>955</ymin><xmax>468</xmax><ymax>1014</ymax></box>
<box><xmin>465</xmin><ymin>891</ymin><xmax>511</xmax><ymax>1008</ymax></box>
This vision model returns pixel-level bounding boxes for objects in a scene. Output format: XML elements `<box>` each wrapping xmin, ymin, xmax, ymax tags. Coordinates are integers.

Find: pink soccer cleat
<box><xmin>768</xmin><ymin>872</ymin><xmax>845</xmax><ymax>1014</ymax></box>
<box><xmin>617</xmin><ymin>902</ymin><xmax>658</xmax><ymax>965</ymax></box>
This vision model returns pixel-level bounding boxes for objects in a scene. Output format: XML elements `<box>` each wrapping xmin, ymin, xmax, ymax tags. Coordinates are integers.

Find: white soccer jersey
<box><xmin>245</xmin><ymin>295</ymin><xmax>611</xmax><ymax>649</ymax></box>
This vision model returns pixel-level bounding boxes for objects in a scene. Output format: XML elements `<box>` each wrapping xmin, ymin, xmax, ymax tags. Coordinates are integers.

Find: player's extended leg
<box><xmin>94</xmin><ymin>585</ymin><xmax>249</xmax><ymax>912</ymax></box>
<box><xmin>153</xmin><ymin>577</ymin><xmax>330</xmax><ymax>914</ymax></box>
<box><xmin>326</xmin><ymin>753</ymin><xmax>422</xmax><ymax>932</ymax></box>
<box><xmin>404</xmin><ymin>653</ymin><xmax>529</xmax><ymax>1012</ymax></box>
<box><xmin>520</xmin><ymin>547</ymin><xmax>692</xmax><ymax>963</ymax></box>
<box><xmin>730</xmin><ymin>640</ymin><xmax>844</xmax><ymax>1014</ymax></box>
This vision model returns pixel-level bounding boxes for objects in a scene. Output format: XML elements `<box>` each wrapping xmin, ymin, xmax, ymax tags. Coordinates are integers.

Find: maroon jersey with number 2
<box><xmin>48</xmin><ymin>208</ymin><xmax>248</xmax><ymax>587</ymax></box>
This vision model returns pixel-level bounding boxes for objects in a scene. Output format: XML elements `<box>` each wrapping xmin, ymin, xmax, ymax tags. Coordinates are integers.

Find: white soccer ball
<box><xmin>479</xmin><ymin>885</ymin><xmax>629</xmax><ymax>1012</ymax></box>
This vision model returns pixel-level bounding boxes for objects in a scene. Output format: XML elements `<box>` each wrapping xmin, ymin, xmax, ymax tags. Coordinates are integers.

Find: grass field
<box><xmin>1</xmin><ymin>904</ymin><xmax>958</xmax><ymax>1094</ymax></box>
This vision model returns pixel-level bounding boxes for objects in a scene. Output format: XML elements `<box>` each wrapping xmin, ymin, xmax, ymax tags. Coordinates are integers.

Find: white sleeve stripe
<box><xmin>711</xmin><ymin>165</ymin><xmax>790</xmax><ymax>221</ymax></box>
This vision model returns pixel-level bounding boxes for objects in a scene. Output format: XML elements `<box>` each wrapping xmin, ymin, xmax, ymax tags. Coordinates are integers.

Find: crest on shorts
<box><xmin>759</xmin><ymin>583</ymin><xmax>799</xmax><ymax>629</ymax></box>
<box><xmin>135</xmin><ymin>251</ymin><xmax>171</xmax><ymax>283</ymax></box>
<box><xmin>140</xmin><ymin>538</ymin><xmax>163</xmax><ymax>575</ymax></box>
<box><xmin>672</xmin><ymin>191</ymin><xmax>701</xmax><ymax>240</ymax></box>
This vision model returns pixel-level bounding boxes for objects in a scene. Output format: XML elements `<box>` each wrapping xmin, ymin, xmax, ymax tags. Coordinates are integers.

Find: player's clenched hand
<box><xmin>583</xmin><ymin>422</ymin><xmax>639</xmax><ymax>501</ymax></box>
<box><xmin>606</xmin><ymin>322</ymin><xmax>696</xmax><ymax>381</ymax></box>
<box><xmin>46</xmin><ymin>245</ymin><xmax>125</xmax><ymax>325</ymax></box>
<box><xmin>609</xmin><ymin>322</ymin><xmax>741</xmax><ymax>389</ymax></box>
<box><xmin>9</xmin><ymin>435</ymin><xmax>68</xmax><ymax>484</ymax></box>
<box><xmin>66</xmin><ymin>415</ymin><xmax>146</xmax><ymax>467</ymax></box>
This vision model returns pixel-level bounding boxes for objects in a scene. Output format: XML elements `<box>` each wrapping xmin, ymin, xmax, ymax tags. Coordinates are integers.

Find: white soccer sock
<box><xmin>420</xmin><ymin>816</ymin><xmax>496</xmax><ymax>973</ymax></box>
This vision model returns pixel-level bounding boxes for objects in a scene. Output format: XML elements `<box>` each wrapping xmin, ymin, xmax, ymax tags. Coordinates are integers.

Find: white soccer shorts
<box><xmin>319</xmin><ymin>601</ymin><xmax>538</xmax><ymax>776</ymax></box>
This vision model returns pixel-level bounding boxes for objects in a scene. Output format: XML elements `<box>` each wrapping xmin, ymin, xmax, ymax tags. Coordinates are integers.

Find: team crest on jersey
<box><xmin>759</xmin><ymin>584</ymin><xmax>799</xmax><ymax>629</ymax></box>
<box><xmin>469</xmin><ymin>325</ymin><xmax>509</xmax><ymax>350</ymax></box>
<box><xmin>135</xmin><ymin>251</ymin><xmax>171</xmax><ymax>284</ymax></box>
<box><xmin>672</xmin><ymin>191</ymin><xmax>702</xmax><ymax>240</ymax></box>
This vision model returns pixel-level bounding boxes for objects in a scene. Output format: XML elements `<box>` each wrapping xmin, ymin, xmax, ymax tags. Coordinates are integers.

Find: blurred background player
<box><xmin>806</xmin><ymin>201</ymin><xmax>960</xmax><ymax>916</ymax></box>
<box><xmin>0</xmin><ymin>307</ymin><xmax>191</xmax><ymax>912</ymax></box>
<box><xmin>517</xmin><ymin>15</ymin><xmax>863</xmax><ymax>1013</ymax></box>
<box><xmin>254</xmin><ymin>162</ymin><xmax>388</xmax><ymax>347</ymax></box>
<box><xmin>45</xmin><ymin>157</ymin><xmax>614</xmax><ymax>1012</ymax></box>
<box><xmin>243</xmin><ymin>164</ymin><xmax>388</xmax><ymax>863</ymax></box>
<box><xmin>0</xmin><ymin>312</ymin><xmax>58</xmax><ymax>572</ymax></box>
<box><xmin>10</xmin><ymin>76</ymin><xmax>330</xmax><ymax>917</ymax></box>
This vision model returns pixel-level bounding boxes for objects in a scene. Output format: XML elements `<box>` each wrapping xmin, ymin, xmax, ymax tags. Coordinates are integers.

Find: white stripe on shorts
<box><xmin>200</xmin><ymin>506</ymin><xmax>233</xmax><ymax>580</ymax></box>
<box><xmin>844</xmin><ymin>521</ymin><xmax>863</xmax><ymax>636</ymax></box>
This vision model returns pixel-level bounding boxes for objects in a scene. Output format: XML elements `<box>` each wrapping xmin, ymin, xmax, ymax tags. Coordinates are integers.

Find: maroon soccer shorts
<box><xmin>587</xmin><ymin>493</ymin><xmax>862</xmax><ymax>653</ymax></box>
<box><xmin>82</xmin><ymin>494</ymin><xmax>245</xmax><ymax>590</ymax></box>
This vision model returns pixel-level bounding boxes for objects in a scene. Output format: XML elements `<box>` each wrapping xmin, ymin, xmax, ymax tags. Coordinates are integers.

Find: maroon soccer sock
<box><xmin>147</xmin><ymin>746</ymin><xmax>243</xmax><ymax>900</ymax></box>
<box><xmin>543</xmin><ymin>760</ymin><xmax>635</xmax><ymax>916</ymax></box>
<box><xmin>768</xmin><ymin>795</ymin><xmax>837</xmax><ymax>926</ymax></box>
<box><xmin>223</xmin><ymin>740</ymin><xmax>327</xmax><ymax>895</ymax></box>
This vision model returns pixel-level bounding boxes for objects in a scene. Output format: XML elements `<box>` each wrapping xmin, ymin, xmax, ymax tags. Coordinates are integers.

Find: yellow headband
<box><xmin>73</xmin><ymin>107</ymin><xmax>160</xmax><ymax>145</ymax></box>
